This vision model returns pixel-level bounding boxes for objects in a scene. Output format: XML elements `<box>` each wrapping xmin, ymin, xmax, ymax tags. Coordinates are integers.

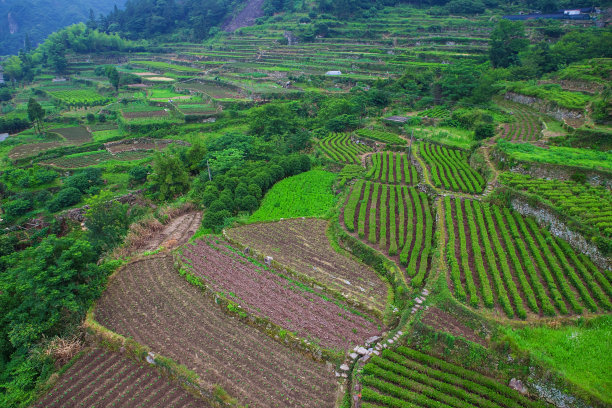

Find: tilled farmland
<box><xmin>94</xmin><ymin>255</ymin><xmax>337</xmax><ymax>408</ymax></box>
<box><xmin>225</xmin><ymin>218</ymin><xmax>389</xmax><ymax>314</ymax></box>
<box><xmin>35</xmin><ymin>348</ymin><xmax>207</xmax><ymax>408</ymax></box>
<box><xmin>181</xmin><ymin>237</ymin><xmax>382</xmax><ymax>349</ymax></box>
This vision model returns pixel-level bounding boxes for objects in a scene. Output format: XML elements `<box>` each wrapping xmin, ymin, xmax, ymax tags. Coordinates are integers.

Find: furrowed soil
<box><xmin>142</xmin><ymin>212</ymin><xmax>202</xmax><ymax>252</ymax></box>
<box><xmin>181</xmin><ymin>238</ymin><xmax>382</xmax><ymax>350</ymax></box>
<box><xmin>35</xmin><ymin>348</ymin><xmax>207</xmax><ymax>408</ymax></box>
<box><xmin>421</xmin><ymin>307</ymin><xmax>487</xmax><ymax>347</ymax></box>
<box><xmin>95</xmin><ymin>256</ymin><xmax>337</xmax><ymax>408</ymax></box>
<box><xmin>225</xmin><ymin>218</ymin><xmax>388</xmax><ymax>314</ymax></box>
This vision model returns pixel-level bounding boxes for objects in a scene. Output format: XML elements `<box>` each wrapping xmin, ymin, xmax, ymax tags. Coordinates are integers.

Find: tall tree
<box><xmin>105</xmin><ymin>66</ymin><xmax>120</xmax><ymax>92</ymax></box>
<box><xmin>27</xmin><ymin>98</ymin><xmax>45</xmax><ymax>135</ymax></box>
<box><xmin>46</xmin><ymin>42</ymin><xmax>67</xmax><ymax>75</ymax></box>
<box><xmin>489</xmin><ymin>20</ymin><xmax>529</xmax><ymax>68</ymax></box>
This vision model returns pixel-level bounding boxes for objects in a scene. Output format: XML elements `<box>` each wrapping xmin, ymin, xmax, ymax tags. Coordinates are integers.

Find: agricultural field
<box><xmin>226</xmin><ymin>218</ymin><xmax>389</xmax><ymax>314</ymax></box>
<box><xmin>132</xmin><ymin>60</ymin><xmax>203</xmax><ymax>74</ymax></box>
<box><xmin>180</xmin><ymin>238</ymin><xmax>382</xmax><ymax>350</ymax></box>
<box><xmin>50</xmin><ymin>126</ymin><xmax>92</xmax><ymax>145</ymax></box>
<box><xmin>420</xmin><ymin>106</ymin><xmax>451</xmax><ymax>119</ymax></box>
<box><xmin>94</xmin><ymin>256</ymin><xmax>337</xmax><ymax>408</ymax></box>
<box><xmin>497</xmin><ymin>140</ymin><xmax>612</xmax><ymax>172</ymax></box>
<box><xmin>419</xmin><ymin>142</ymin><xmax>485</xmax><ymax>193</ymax></box>
<box><xmin>175</xmin><ymin>81</ymin><xmax>243</xmax><ymax>99</ymax></box>
<box><xmin>366</xmin><ymin>152</ymin><xmax>419</xmax><ymax>185</ymax></box>
<box><xmin>46</xmin><ymin>88</ymin><xmax>113</xmax><ymax>107</ymax></box>
<box><xmin>249</xmin><ymin>170</ymin><xmax>337</xmax><ymax>222</ymax></box>
<box><xmin>34</xmin><ymin>348</ymin><xmax>207</xmax><ymax>408</ymax></box>
<box><xmin>498</xmin><ymin>104</ymin><xmax>543</xmax><ymax>142</ymax></box>
<box><xmin>318</xmin><ymin>133</ymin><xmax>371</xmax><ymax>164</ymax></box>
<box><xmin>355</xmin><ymin>128</ymin><xmax>406</xmax><ymax>145</ymax></box>
<box><xmin>8</xmin><ymin>141</ymin><xmax>65</xmax><ymax>161</ymax></box>
<box><xmin>500</xmin><ymin>173</ymin><xmax>612</xmax><ymax>238</ymax></box>
<box><xmin>40</xmin><ymin>150</ymin><xmax>152</xmax><ymax>169</ymax></box>
<box><xmin>444</xmin><ymin>197</ymin><xmax>612</xmax><ymax>319</ymax></box>
<box><xmin>344</xmin><ymin>181</ymin><xmax>434</xmax><ymax>287</ymax></box>
<box><xmin>359</xmin><ymin>346</ymin><xmax>547</xmax><ymax>408</ymax></box>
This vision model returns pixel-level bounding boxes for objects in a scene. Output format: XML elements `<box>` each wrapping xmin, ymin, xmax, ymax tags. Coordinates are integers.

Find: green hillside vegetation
<box><xmin>249</xmin><ymin>169</ymin><xmax>337</xmax><ymax>222</ymax></box>
<box><xmin>0</xmin><ymin>1</ymin><xmax>611</xmax><ymax>407</ymax></box>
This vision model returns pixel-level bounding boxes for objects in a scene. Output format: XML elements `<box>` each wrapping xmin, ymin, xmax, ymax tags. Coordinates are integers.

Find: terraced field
<box><xmin>444</xmin><ymin>197</ymin><xmax>612</xmax><ymax>319</ymax></box>
<box><xmin>367</xmin><ymin>152</ymin><xmax>419</xmax><ymax>185</ymax></box>
<box><xmin>225</xmin><ymin>218</ymin><xmax>388</xmax><ymax>314</ymax></box>
<box><xmin>94</xmin><ymin>256</ymin><xmax>336</xmax><ymax>408</ymax></box>
<box><xmin>359</xmin><ymin>346</ymin><xmax>548</xmax><ymax>408</ymax></box>
<box><xmin>419</xmin><ymin>142</ymin><xmax>485</xmax><ymax>193</ymax></box>
<box><xmin>344</xmin><ymin>181</ymin><xmax>434</xmax><ymax>287</ymax></box>
<box><xmin>355</xmin><ymin>129</ymin><xmax>406</xmax><ymax>145</ymax></box>
<box><xmin>499</xmin><ymin>103</ymin><xmax>543</xmax><ymax>142</ymax></box>
<box><xmin>51</xmin><ymin>126</ymin><xmax>92</xmax><ymax>145</ymax></box>
<box><xmin>40</xmin><ymin>150</ymin><xmax>151</xmax><ymax>169</ymax></box>
<box><xmin>319</xmin><ymin>133</ymin><xmax>371</xmax><ymax>164</ymax></box>
<box><xmin>34</xmin><ymin>348</ymin><xmax>207</xmax><ymax>408</ymax></box>
<box><xmin>500</xmin><ymin>173</ymin><xmax>612</xmax><ymax>238</ymax></box>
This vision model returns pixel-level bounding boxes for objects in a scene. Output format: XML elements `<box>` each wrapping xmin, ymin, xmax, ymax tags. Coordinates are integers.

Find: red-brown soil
<box><xmin>181</xmin><ymin>238</ymin><xmax>382</xmax><ymax>350</ymax></box>
<box><xmin>142</xmin><ymin>212</ymin><xmax>202</xmax><ymax>252</ymax></box>
<box><xmin>225</xmin><ymin>218</ymin><xmax>388</xmax><ymax>314</ymax></box>
<box><xmin>35</xmin><ymin>348</ymin><xmax>208</xmax><ymax>407</ymax></box>
<box><xmin>421</xmin><ymin>307</ymin><xmax>487</xmax><ymax>346</ymax></box>
<box><xmin>94</xmin><ymin>256</ymin><xmax>336</xmax><ymax>408</ymax></box>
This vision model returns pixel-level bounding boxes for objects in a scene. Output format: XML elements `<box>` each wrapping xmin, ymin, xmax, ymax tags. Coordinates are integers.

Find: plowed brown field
<box><xmin>94</xmin><ymin>256</ymin><xmax>337</xmax><ymax>408</ymax></box>
<box><xmin>226</xmin><ymin>218</ymin><xmax>388</xmax><ymax>314</ymax></box>
<box><xmin>35</xmin><ymin>348</ymin><xmax>207</xmax><ymax>408</ymax></box>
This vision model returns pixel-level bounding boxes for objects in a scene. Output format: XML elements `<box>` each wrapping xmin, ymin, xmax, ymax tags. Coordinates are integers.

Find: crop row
<box><xmin>366</xmin><ymin>152</ymin><xmax>418</xmax><ymax>185</ymax></box>
<box><xmin>444</xmin><ymin>197</ymin><xmax>611</xmax><ymax>318</ymax></box>
<box><xmin>419</xmin><ymin>142</ymin><xmax>484</xmax><ymax>193</ymax></box>
<box><xmin>41</xmin><ymin>150</ymin><xmax>151</xmax><ymax>169</ymax></box>
<box><xmin>48</xmin><ymin>89</ymin><xmax>113</xmax><ymax>107</ymax></box>
<box><xmin>360</xmin><ymin>346</ymin><xmax>547</xmax><ymax>408</ymax></box>
<box><xmin>35</xmin><ymin>348</ymin><xmax>203</xmax><ymax>408</ymax></box>
<box><xmin>500</xmin><ymin>173</ymin><xmax>612</xmax><ymax>238</ymax></box>
<box><xmin>420</xmin><ymin>106</ymin><xmax>451</xmax><ymax>118</ymax></box>
<box><xmin>344</xmin><ymin>181</ymin><xmax>434</xmax><ymax>286</ymax></box>
<box><xmin>355</xmin><ymin>128</ymin><xmax>406</xmax><ymax>145</ymax></box>
<box><xmin>319</xmin><ymin>133</ymin><xmax>371</xmax><ymax>164</ymax></box>
<box><xmin>499</xmin><ymin>107</ymin><xmax>542</xmax><ymax>142</ymax></box>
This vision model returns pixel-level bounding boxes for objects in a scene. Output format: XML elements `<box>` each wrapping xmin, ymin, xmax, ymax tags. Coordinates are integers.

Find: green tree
<box><xmin>84</xmin><ymin>191</ymin><xmax>131</xmax><ymax>252</ymax></box>
<box><xmin>148</xmin><ymin>151</ymin><xmax>190</xmax><ymax>201</ymax></box>
<box><xmin>489</xmin><ymin>20</ymin><xmax>529</xmax><ymax>68</ymax></box>
<box><xmin>46</xmin><ymin>42</ymin><xmax>67</xmax><ymax>75</ymax></box>
<box><xmin>105</xmin><ymin>66</ymin><xmax>120</xmax><ymax>92</ymax></box>
<box><xmin>27</xmin><ymin>98</ymin><xmax>45</xmax><ymax>135</ymax></box>
<box><xmin>2</xmin><ymin>56</ymin><xmax>23</xmax><ymax>85</ymax></box>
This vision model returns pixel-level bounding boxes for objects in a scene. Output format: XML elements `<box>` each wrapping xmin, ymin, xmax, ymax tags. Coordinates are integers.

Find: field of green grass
<box><xmin>249</xmin><ymin>170</ymin><xmax>338</xmax><ymax>222</ymax></box>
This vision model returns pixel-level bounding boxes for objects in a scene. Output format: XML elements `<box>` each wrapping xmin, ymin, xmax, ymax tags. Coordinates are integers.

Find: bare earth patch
<box><xmin>94</xmin><ymin>256</ymin><xmax>337</xmax><ymax>408</ymax></box>
<box><xmin>225</xmin><ymin>218</ymin><xmax>388</xmax><ymax>314</ymax></box>
<box><xmin>142</xmin><ymin>211</ymin><xmax>202</xmax><ymax>252</ymax></box>
<box><xmin>421</xmin><ymin>307</ymin><xmax>487</xmax><ymax>346</ymax></box>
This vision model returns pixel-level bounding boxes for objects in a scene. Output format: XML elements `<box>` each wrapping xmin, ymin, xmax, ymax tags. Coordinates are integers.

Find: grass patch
<box><xmin>249</xmin><ymin>170</ymin><xmax>338</xmax><ymax>222</ymax></box>
<box><xmin>502</xmin><ymin>316</ymin><xmax>612</xmax><ymax>404</ymax></box>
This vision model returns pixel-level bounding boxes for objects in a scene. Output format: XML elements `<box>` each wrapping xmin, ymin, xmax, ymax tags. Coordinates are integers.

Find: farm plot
<box><xmin>444</xmin><ymin>197</ymin><xmax>612</xmax><ymax>319</ymax></box>
<box><xmin>500</xmin><ymin>173</ymin><xmax>612</xmax><ymax>238</ymax></box>
<box><xmin>94</xmin><ymin>256</ymin><xmax>337</xmax><ymax>408</ymax></box>
<box><xmin>344</xmin><ymin>181</ymin><xmax>434</xmax><ymax>287</ymax></box>
<box><xmin>181</xmin><ymin>238</ymin><xmax>381</xmax><ymax>350</ymax></box>
<box><xmin>225</xmin><ymin>218</ymin><xmax>388</xmax><ymax>314</ymax></box>
<box><xmin>499</xmin><ymin>106</ymin><xmax>542</xmax><ymax>142</ymax></box>
<box><xmin>319</xmin><ymin>133</ymin><xmax>371</xmax><ymax>164</ymax></box>
<box><xmin>50</xmin><ymin>126</ymin><xmax>92</xmax><ymax>145</ymax></box>
<box><xmin>106</xmin><ymin>138</ymin><xmax>185</xmax><ymax>154</ymax></box>
<box><xmin>34</xmin><ymin>348</ymin><xmax>207</xmax><ymax>408</ymax></box>
<box><xmin>47</xmin><ymin>89</ymin><xmax>112</xmax><ymax>107</ymax></box>
<box><xmin>419</xmin><ymin>142</ymin><xmax>485</xmax><ymax>193</ymax></box>
<box><xmin>359</xmin><ymin>346</ymin><xmax>547</xmax><ymax>408</ymax></box>
<box><xmin>9</xmin><ymin>141</ymin><xmax>65</xmax><ymax>161</ymax></box>
<box><xmin>355</xmin><ymin>129</ymin><xmax>406</xmax><ymax>145</ymax></box>
<box><xmin>122</xmin><ymin>110</ymin><xmax>169</xmax><ymax>119</ymax></box>
<box><xmin>175</xmin><ymin>81</ymin><xmax>242</xmax><ymax>99</ymax></box>
<box><xmin>367</xmin><ymin>152</ymin><xmax>418</xmax><ymax>185</ymax></box>
<box><xmin>41</xmin><ymin>150</ymin><xmax>151</xmax><ymax>169</ymax></box>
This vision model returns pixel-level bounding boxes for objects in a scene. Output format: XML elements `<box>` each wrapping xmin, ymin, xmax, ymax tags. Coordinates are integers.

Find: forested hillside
<box><xmin>0</xmin><ymin>0</ymin><xmax>611</xmax><ymax>407</ymax></box>
<box><xmin>0</xmin><ymin>0</ymin><xmax>127</xmax><ymax>55</ymax></box>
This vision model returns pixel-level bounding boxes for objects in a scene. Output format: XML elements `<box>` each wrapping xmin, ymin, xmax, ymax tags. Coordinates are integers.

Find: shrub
<box><xmin>48</xmin><ymin>187</ymin><xmax>82</xmax><ymax>212</ymax></box>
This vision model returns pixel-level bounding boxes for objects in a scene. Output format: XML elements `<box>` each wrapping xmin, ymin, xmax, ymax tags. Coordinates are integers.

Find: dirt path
<box><xmin>142</xmin><ymin>212</ymin><xmax>202</xmax><ymax>252</ymax></box>
<box><xmin>223</xmin><ymin>0</ymin><xmax>265</xmax><ymax>32</ymax></box>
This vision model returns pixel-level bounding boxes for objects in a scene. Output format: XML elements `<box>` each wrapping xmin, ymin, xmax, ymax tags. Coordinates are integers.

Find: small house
<box><xmin>325</xmin><ymin>71</ymin><xmax>342</xmax><ymax>76</ymax></box>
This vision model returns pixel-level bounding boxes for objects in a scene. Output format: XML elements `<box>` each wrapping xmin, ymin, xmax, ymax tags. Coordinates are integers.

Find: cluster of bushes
<box><xmin>47</xmin><ymin>168</ymin><xmax>103</xmax><ymax>213</ymax></box>
<box><xmin>196</xmin><ymin>154</ymin><xmax>312</xmax><ymax>231</ymax></box>
<box><xmin>0</xmin><ymin>117</ymin><xmax>30</xmax><ymax>134</ymax></box>
<box><xmin>442</xmin><ymin>108</ymin><xmax>496</xmax><ymax>140</ymax></box>
<box><xmin>1</xmin><ymin>167</ymin><xmax>57</xmax><ymax>189</ymax></box>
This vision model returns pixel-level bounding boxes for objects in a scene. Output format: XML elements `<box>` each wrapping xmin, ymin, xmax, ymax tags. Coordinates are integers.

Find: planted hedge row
<box><xmin>419</xmin><ymin>142</ymin><xmax>484</xmax><ymax>194</ymax></box>
<box><xmin>360</xmin><ymin>347</ymin><xmax>548</xmax><ymax>408</ymax></box>
<box><xmin>319</xmin><ymin>133</ymin><xmax>371</xmax><ymax>164</ymax></box>
<box><xmin>445</xmin><ymin>198</ymin><xmax>612</xmax><ymax>318</ymax></box>
<box><xmin>367</xmin><ymin>152</ymin><xmax>418</xmax><ymax>185</ymax></box>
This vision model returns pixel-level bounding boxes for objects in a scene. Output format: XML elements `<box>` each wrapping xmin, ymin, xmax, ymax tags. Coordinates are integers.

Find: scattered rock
<box><xmin>415</xmin><ymin>297</ymin><xmax>423</xmax><ymax>304</ymax></box>
<box><xmin>146</xmin><ymin>352</ymin><xmax>155</xmax><ymax>364</ymax></box>
<box><xmin>365</xmin><ymin>336</ymin><xmax>380</xmax><ymax>345</ymax></box>
<box><xmin>350</xmin><ymin>352</ymin><xmax>358</xmax><ymax>359</ymax></box>
<box><xmin>422</xmin><ymin>289</ymin><xmax>430</xmax><ymax>296</ymax></box>
<box><xmin>388</xmin><ymin>339</ymin><xmax>394</xmax><ymax>344</ymax></box>
<box><xmin>373</xmin><ymin>350</ymin><xmax>380</xmax><ymax>355</ymax></box>
<box><xmin>264</xmin><ymin>256</ymin><xmax>273</xmax><ymax>265</ymax></box>
<box><xmin>340</xmin><ymin>363</ymin><xmax>350</xmax><ymax>371</ymax></box>
<box><xmin>362</xmin><ymin>355</ymin><xmax>371</xmax><ymax>363</ymax></box>
<box><xmin>357</xmin><ymin>347</ymin><xmax>368</xmax><ymax>355</ymax></box>
<box><xmin>509</xmin><ymin>378</ymin><xmax>528</xmax><ymax>395</ymax></box>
